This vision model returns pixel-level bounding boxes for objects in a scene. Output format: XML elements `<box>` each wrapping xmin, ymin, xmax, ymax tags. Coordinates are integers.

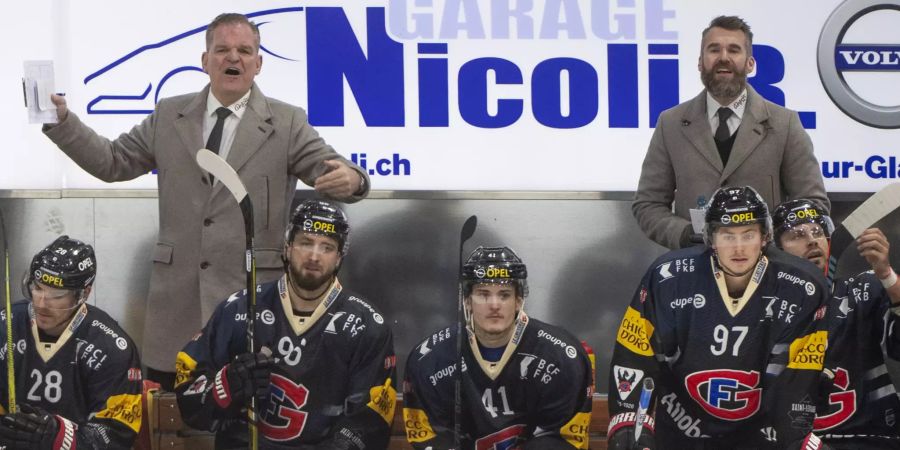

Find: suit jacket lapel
<box><xmin>174</xmin><ymin>86</ymin><xmax>208</xmax><ymax>167</ymax></box>
<box><xmin>226</xmin><ymin>84</ymin><xmax>274</xmax><ymax>173</ymax></box>
<box><xmin>721</xmin><ymin>85</ymin><xmax>769</xmax><ymax>181</ymax></box>
<box><xmin>680</xmin><ymin>91</ymin><xmax>723</xmax><ymax>172</ymax></box>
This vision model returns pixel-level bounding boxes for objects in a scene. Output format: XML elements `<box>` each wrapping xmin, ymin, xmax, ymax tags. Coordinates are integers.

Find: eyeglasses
<box><xmin>785</xmin><ymin>226</ymin><xmax>826</xmax><ymax>242</ymax></box>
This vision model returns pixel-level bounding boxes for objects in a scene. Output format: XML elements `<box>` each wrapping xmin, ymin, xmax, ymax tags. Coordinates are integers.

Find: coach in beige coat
<box><xmin>633</xmin><ymin>16</ymin><xmax>828</xmax><ymax>250</ymax></box>
<box><xmin>42</xmin><ymin>14</ymin><xmax>369</xmax><ymax>383</ymax></box>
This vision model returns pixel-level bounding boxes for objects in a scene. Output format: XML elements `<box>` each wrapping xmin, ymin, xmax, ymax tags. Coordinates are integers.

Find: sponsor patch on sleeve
<box><xmin>95</xmin><ymin>392</ymin><xmax>142</xmax><ymax>433</ymax></box>
<box><xmin>788</xmin><ymin>331</ymin><xmax>828</xmax><ymax>370</ymax></box>
<box><xmin>616</xmin><ymin>307</ymin><xmax>655</xmax><ymax>356</ymax></box>
<box><xmin>403</xmin><ymin>407</ymin><xmax>437</xmax><ymax>443</ymax></box>
<box><xmin>174</xmin><ymin>351</ymin><xmax>198</xmax><ymax>388</ymax></box>
<box><xmin>560</xmin><ymin>411</ymin><xmax>591</xmax><ymax>449</ymax></box>
<box><xmin>366</xmin><ymin>378</ymin><xmax>397</xmax><ymax>424</ymax></box>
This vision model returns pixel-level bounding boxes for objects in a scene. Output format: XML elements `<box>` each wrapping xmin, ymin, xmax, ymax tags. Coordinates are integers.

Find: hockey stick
<box><xmin>829</xmin><ymin>183</ymin><xmax>900</xmax><ymax>261</ymax></box>
<box><xmin>0</xmin><ymin>209</ymin><xmax>14</xmax><ymax>414</ymax></box>
<box><xmin>633</xmin><ymin>377</ymin><xmax>654</xmax><ymax>442</ymax></box>
<box><xmin>195</xmin><ymin>149</ymin><xmax>258</xmax><ymax>450</ymax></box>
<box><xmin>455</xmin><ymin>215</ymin><xmax>477</xmax><ymax>449</ymax></box>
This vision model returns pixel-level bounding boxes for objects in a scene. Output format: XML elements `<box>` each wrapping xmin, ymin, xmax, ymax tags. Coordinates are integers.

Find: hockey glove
<box><xmin>0</xmin><ymin>404</ymin><xmax>77</xmax><ymax>450</ymax></box>
<box><xmin>213</xmin><ymin>350</ymin><xmax>275</xmax><ymax>411</ymax></box>
<box><xmin>607</xmin><ymin>427</ymin><xmax>656</xmax><ymax>450</ymax></box>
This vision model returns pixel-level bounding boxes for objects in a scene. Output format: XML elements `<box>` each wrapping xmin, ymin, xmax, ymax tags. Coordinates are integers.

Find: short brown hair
<box><xmin>702</xmin><ymin>16</ymin><xmax>753</xmax><ymax>57</ymax></box>
<box><xmin>205</xmin><ymin>13</ymin><xmax>260</xmax><ymax>51</ymax></box>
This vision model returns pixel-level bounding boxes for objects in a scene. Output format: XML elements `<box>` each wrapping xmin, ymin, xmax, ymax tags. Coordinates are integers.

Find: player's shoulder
<box><xmin>406</xmin><ymin>325</ymin><xmax>456</xmax><ymax>370</ymax></box>
<box><xmin>81</xmin><ymin>305</ymin><xmax>138</xmax><ymax>356</ymax></box>
<box><xmin>645</xmin><ymin>246</ymin><xmax>707</xmax><ymax>281</ymax></box>
<box><xmin>338</xmin><ymin>290</ymin><xmax>390</xmax><ymax>330</ymax></box>
<box><xmin>523</xmin><ymin>318</ymin><xmax>586</xmax><ymax>363</ymax></box>
<box><xmin>765</xmin><ymin>247</ymin><xmax>828</xmax><ymax>296</ymax></box>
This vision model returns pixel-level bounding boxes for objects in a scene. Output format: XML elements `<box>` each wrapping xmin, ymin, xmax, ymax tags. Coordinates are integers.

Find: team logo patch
<box><xmin>788</xmin><ymin>331</ymin><xmax>828</xmax><ymax>370</ymax></box>
<box><xmin>814</xmin><ymin>367</ymin><xmax>856</xmax><ymax>431</ymax></box>
<box><xmin>184</xmin><ymin>375</ymin><xmax>208</xmax><ymax>396</ymax></box>
<box><xmin>613</xmin><ymin>365</ymin><xmax>645</xmax><ymax>401</ymax></box>
<box><xmin>259</xmin><ymin>375</ymin><xmax>310</xmax><ymax>441</ymax></box>
<box><xmin>685</xmin><ymin>369</ymin><xmax>762</xmax><ymax>421</ymax></box>
<box><xmin>616</xmin><ymin>307</ymin><xmax>654</xmax><ymax>356</ymax></box>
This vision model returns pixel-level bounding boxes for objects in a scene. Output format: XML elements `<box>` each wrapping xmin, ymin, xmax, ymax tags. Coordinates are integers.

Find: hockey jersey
<box><xmin>815</xmin><ymin>266</ymin><xmax>900</xmax><ymax>448</ymax></box>
<box><xmin>0</xmin><ymin>301</ymin><xmax>143</xmax><ymax>449</ymax></box>
<box><xmin>175</xmin><ymin>276</ymin><xmax>396</xmax><ymax>449</ymax></box>
<box><xmin>403</xmin><ymin>313</ymin><xmax>594</xmax><ymax>449</ymax></box>
<box><xmin>608</xmin><ymin>246</ymin><xmax>829</xmax><ymax>449</ymax></box>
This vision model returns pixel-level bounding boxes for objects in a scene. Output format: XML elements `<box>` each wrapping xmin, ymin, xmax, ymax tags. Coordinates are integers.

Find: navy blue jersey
<box><xmin>175</xmin><ymin>276</ymin><xmax>396</xmax><ymax>449</ymax></box>
<box><xmin>403</xmin><ymin>314</ymin><xmax>593</xmax><ymax>449</ymax></box>
<box><xmin>815</xmin><ymin>268</ymin><xmax>900</xmax><ymax>448</ymax></box>
<box><xmin>0</xmin><ymin>301</ymin><xmax>143</xmax><ymax>449</ymax></box>
<box><xmin>608</xmin><ymin>247</ymin><xmax>829</xmax><ymax>450</ymax></box>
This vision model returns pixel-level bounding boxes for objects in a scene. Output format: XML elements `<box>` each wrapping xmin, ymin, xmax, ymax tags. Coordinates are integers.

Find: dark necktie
<box><xmin>715</xmin><ymin>107</ymin><xmax>733</xmax><ymax>142</ymax></box>
<box><xmin>206</xmin><ymin>107</ymin><xmax>233</xmax><ymax>155</ymax></box>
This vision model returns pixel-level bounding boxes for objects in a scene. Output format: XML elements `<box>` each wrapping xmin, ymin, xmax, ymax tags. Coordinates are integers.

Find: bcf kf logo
<box><xmin>685</xmin><ymin>369</ymin><xmax>761</xmax><ymax>421</ymax></box>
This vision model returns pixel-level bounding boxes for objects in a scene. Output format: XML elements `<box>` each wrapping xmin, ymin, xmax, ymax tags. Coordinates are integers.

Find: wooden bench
<box><xmin>141</xmin><ymin>391</ymin><xmax>609</xmax><ymax>449</ymax></box>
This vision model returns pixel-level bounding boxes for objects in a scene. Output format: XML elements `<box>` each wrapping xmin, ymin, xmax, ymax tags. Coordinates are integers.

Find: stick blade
<box><xmin>842</xmin><ymin>183</ymin><xmax>900</xmax><ymax>237</ymax></box>
<box><xmin>832</xmin><ymin>182</ymin><xmax>900</xmax><ymax>259</ymax></box>
<box><xmin>195</xmin><ymin>149</ymin><xmax>247</xmax><ymax>203</ymax></box>
<box><xmin>460</xmin><ymin>215</ymin><xmax>478</xmax><ymax>242</ymax></box>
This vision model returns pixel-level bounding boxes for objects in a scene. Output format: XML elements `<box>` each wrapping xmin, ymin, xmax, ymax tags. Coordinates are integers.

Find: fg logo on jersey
<box><xmin>259</xmin><ymin>374</ymin><xmax>310</xmax><ymax>441</ymax></box>
<box><xmin>685</xmin><ymin>369</ymin><xmax>761</xmax><ymax>421</ymax></box>
<box><xmin>475</xmin><ymin>424</ymin><xmax>526</xmax><ymax>450</ymax></box>
<box><xmin>813</xmin><ymin>367</ymin><xmax>856</xmax><ymax>431</ymax></box>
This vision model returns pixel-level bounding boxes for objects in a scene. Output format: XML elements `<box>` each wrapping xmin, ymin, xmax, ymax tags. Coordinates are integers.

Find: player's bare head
<box><xmin>704</xmin><ymin>186</ymin><xmax>772</xmax><ymax>246</ymax></box>
<box><xmin>773</xmin><ymin>199</ymin><xmax>832</xmax><ymax>270</ymax></box>
<box><xmin>24</xmin><ymin>236</ymin><xmax>95</xmax><ymax>334</ymax></box>
<box><xmin>206</xmin><ymin>13</ymin><xmax>260</xmax><ymax>51</ymax></box>
<box><xmin>701</xmin><ymin>16</ymin><xmax>753</xmax><ymax>58</ymax></box>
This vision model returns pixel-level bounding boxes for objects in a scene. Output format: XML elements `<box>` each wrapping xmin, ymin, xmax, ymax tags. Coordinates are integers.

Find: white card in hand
<box><xmin>23</xmin><ymin>60</ymin><xmax>58</xmax><ymax>124</ymax></box>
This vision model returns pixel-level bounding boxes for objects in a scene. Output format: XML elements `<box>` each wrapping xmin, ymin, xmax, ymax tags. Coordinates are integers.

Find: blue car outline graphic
<box><xmin>84</xmin><ymin>7</ymin><xmax>303</xmax><ymax>115</ymax></box>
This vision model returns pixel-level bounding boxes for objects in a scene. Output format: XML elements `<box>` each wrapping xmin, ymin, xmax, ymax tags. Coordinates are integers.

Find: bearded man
<box><xmin>632</xmin><ymin>15</ymin><xmax>829</xmax><ymax>250</ymax></box>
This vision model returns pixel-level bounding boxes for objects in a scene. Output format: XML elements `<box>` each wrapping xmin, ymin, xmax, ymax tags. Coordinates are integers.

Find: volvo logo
<box><xmin>818</xmin><ymin>0</ymin><xmax>900</xmax><ymax>128</ymax></box>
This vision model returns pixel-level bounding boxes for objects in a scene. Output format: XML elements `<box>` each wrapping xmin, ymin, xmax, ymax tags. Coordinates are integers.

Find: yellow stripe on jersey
<box><xmin>366</xmin><ymin>378</ymin><xmax>397</xmax><ymax>424</ymax></box>
<box><xmin>560</xmin><ymin>412</ymin><xmax>591</xmax><ymax>449</ymax></box>
<box><xmin>616</xmin><ymin>306</ymin><xmax>655</xmax><ymax>356</ymax></box>
<box><xmin>788</xmin><ymin>330</ymin><xmax>828</xmax><ymax>370</ymax></box>
<box><xmin>95</xmin><ymin>393</ymin><xmax>142</xmax><ymax>434</ymax></box>
<box><xmin>174</xmin><ymin>351</ymin><xmax>198</xmax><ymax>388</ymax></box>
<box><xmin>403</xmin><ymin>407</ymin><xmax>436</xmax><ymax>443</ymax></box>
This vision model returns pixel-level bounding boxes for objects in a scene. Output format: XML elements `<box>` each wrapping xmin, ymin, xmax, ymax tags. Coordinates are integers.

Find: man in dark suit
<box><xmin>633</xmin><ymin>15</ymin><xmax>829</xmax><ymax>250</ymax></box>
<box><xmin>42</xmin><ymin>13</ymin><xmax>369</xmax><ymax>389</ymax></box>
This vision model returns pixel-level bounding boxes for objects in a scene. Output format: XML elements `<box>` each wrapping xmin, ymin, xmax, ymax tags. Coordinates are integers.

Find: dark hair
<box><xmin>702</xmin><ymin>16</ymin><xmax>753</xmax><ymax>57</ymax></box>
<box><xmin>206</xmin><ymin>13</ymin><xmax>260</xmax><ymax>51</ymax></box>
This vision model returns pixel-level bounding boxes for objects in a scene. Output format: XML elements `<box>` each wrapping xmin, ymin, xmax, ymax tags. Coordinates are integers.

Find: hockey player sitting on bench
<box><xmin>403</xmin><ymin>246</ymin><xmax>594</xmax><ymax>449</ymax></box>
<box><xmin>0</xmin><ymin>236</ymin><xmax>143</xmax><ymax>450</ymax></box>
